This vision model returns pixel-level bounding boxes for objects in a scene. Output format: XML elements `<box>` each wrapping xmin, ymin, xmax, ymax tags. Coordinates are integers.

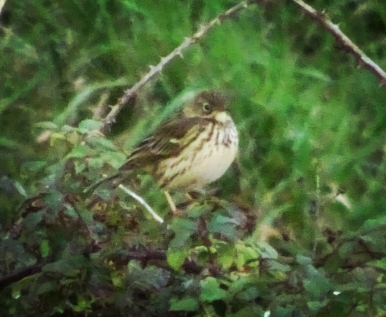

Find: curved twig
<box><xmin>100</xmin><ymin>0</ymin><xmax>254</xmax><ymax>133</ymax></box>
<box><xmin>292</xmin><ymin>0</ymin><xmax>386</xmax><ymax>85</ymax></box>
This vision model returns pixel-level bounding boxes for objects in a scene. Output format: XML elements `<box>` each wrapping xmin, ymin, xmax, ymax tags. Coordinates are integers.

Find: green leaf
<box><xmin>24</xmin><ymin>210</ymin><xmax>45</xmax><ymax>229</ymax></box>
<box><xmin>200</xmin><ymin>277</ymin><xmax>228</xmax><ymax>302</ymax></box>
<box><xmin>0</xmin><ymin>137</ymin><xmax>20</xmax><ymax>148</ymax></box>
<box><xmin>296</xmin><ymin>67</ymin><xmax>331</xmax><ymax>82</ymax></box>
<box><xmin>167</xmin><ymin>248</ymin><xmax>189</xmax><ymax>270</ymax></box>
<box><xmin>37</xmin><ymin>281</ymin><xmax>56</xmax><ymax>295</ymax></box>
<box><xmin>369</xmin><ymin>258</ymin><xmax>386</xmax><ymax>270</ymax></box>
<box><xmin>141</xmin><ymin>266</ymin><xmax>171</xmax><ymax>289</ymax></box>
<box><xmin>88</xmin><ymin>136</ymin><xmax>117</xmax><ymax>150</ymax></box>
<box><xmin>271</xmin><ymin>306</ymin><xmax>305</xmax><ymax>317</ymax></box>
<box><xmin>267</xmin><ymin>260</ymin><xmax>291</xmax><ymax>273</ymax></box>
<box><xmin>360</xmin><ymin>216</ymin><xmax>386</xmax><ymax>233</ymax></box>
<box><xmin>127</xmin><ymin>261</ymin><xmax>171</xmax><ymax>290</ymax></box>
<box><xmin>11</xmin><ymin>284</ymin><xmax>21</xmax><ymax>299</ymax></box>
<box><xmin>296</xmin><ymin>255</ymin><xmax>312</xmax><ymax>265</ymax></box>
<box><xmin>21</xmin><ymin>161</ymin><xmax>47</xmax><ymax>173</ymax></box>
<box><xmin>121</xmin><ymin>1</ymin><xmax>146</xmax><ymax>14</ymax></box>
<box><xmin>64</xmin><ymin>205</ymin><xmax>79</xmax><ymax>219</ymax></box>
<box><xmin>338</xmin><ymin>241</ymin><xmax>356</xmax><ymax>258</ymax></box>
<box><xmin>40</xmin><ymin>239</ymin><xmax>50</xmax><ymax>258</ymax></box>
<box><xmin>78</xmin><ymin>119</ymin><xmax>103</xmax><ymax>133</ymax></box>
<box><xmin>11</xmin><ymin>275</ymin><xmax>36</xmax><ymax>300</ymax></box>
<box><xmin>217</xmin><ymin>244</ymin><xmax>235</xmax><ymax>269</ymax></box>
<box><xmin>42</xmin><ymin>256</ymin><xmax>86</xmax><ymax>276</ymax></box>
<box><xmin>100</xmin><ymin>151</ymin><xmax>126</xmax><ymax>168</ymax></box>
<box><xmin>232</xmin><ymin>306</ymin><xmax>265</xmax><ymax>317</ymax></box>
<box><xmin>169</xmin><ymin>297</ymin><xmax>199</xmax><ymax>312</ymax></box>
<box><xmin>0</xmin><ymin>176</ymin><xmax>27</xmax><ymax>197</ymax></box>
<box><xmin>34</xmin><ymin>121</ymin><xmax>59</xmax><ymax>130</ymax></box>
<box><xmin>71</xmin><ymin>294</ymin><xmax>93</xmax><ymax>312</ymax></box>
<box><xmin>258</xmin><ymin>241</ymin><xmax>279</xmax><ymax>259</ymax></box>
<box><xmin>2</xmin><ymin>239</ymin><xmax>36</xmax><ymax>266</ymax></box>
<box><xmin>307</xmin><ymin>299</ymin><xmax>329</xmax><ymax>311</ymax></box>
<box><xmin>74</xmin><ymin>160</ymin><xmax>87</xmax><ymax>174</ymax></box>
<box><xmin>208</xmin><ymin>215</ymin><xmax>238</xmax><ymax>241</ymax></box>
<box><xmin>235</xmin><ymin>243</ymin><xmax>259</xmax><ymax>269</ymax></box>
<box><xmin>44</xmin><ymin>191</ymin><xmax>64</xmax><ymax>214</ymax></box>
<box><xmin>66</xmin><ymin>145</ymin><xmax>89</xmax><ymax>158</ymax></box>
<box><xmin>302</xmin><ymin>265</ymin><xmax>333</xmax><ymax>298</ymax></box>
<box><xmin>86</xmin><ymin>157</ymin><xmax>105</xmax><ymax>170</ymax></box>
<box><xmin>12</xmin><ymin>180</ymin><xmax>27</xmax><ymax>197</ymax></box>
<box><xmin>229</xmin><ymin>276</ymin><xmax>261</xmax><ymax>301</ymax></box>
<box><xmin>239</xmin><ymin>286</ymin><xmax>261</xmax><ymax>301</ymax></box>
<box><xmin>168</xmin><ymin>218</ymin><xmax>196</xmax><ymax>249</ymax></box>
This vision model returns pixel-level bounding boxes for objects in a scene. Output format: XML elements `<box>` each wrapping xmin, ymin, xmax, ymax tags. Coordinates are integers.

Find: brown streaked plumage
<box><xmin>87</xmin><ymin>90</ymin><xmax>238</xmax><ymax>210</ymax></box>
<box><xmin>119</xmin><ymin>91</ymin><xmax>238</xmax><ymax>191</ymax></box>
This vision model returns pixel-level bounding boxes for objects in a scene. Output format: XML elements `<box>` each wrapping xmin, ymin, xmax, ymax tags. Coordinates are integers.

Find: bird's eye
<box><xmin>202</xmin><ymin>102</ymin><xmax>212</xmax><ymax>114</ymax></box>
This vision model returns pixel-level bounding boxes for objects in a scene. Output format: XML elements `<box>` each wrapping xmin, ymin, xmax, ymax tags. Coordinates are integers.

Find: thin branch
<box><xmin>118</xmin><ymin>184</ymin><xmax>164</xmax><ymax>223</ymax></box>
<box><xmin>100</xmin><ymin>0</ymin><xmax>253</xmax><ymax>133</ymax></box>
<box><xmin>0</xmin><ymin>263</ymin><xmax>43</xmax><ymax>290</ymax></box>
<box><xmin>0</xmin><ymin>248</ymin><xmax>202</xmax><ymax>289</ymax></box>
<box><xmin>0</xmin><ymin>0</ymin><xmax>6</xmax><ymax>14</ymax></box>
<box><xmin>113</xmin><ymin>250</ymin><xmax>203</xmax><ymax>274</ymax></box>
<box><xmin>291</xmin><ymin>0</ymin><xmax>386</xmax><ymax>85</ymax></box>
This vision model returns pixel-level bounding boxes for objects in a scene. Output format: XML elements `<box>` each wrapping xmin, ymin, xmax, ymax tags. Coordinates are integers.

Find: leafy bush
<box><xmin>2</xmin><ymin>0</ymin><xmax>386</xmax><ymax>316</ymax></box>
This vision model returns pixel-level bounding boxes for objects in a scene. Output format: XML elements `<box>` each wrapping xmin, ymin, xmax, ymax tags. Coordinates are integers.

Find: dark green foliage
<box><xmin>2</xmin><ymin>0</ymin><xmax>386</xmax><ymax>316</ymax></box>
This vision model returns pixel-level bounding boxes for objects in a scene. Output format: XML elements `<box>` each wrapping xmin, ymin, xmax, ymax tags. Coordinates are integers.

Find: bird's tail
<box><xmin>83</xmin><ymin>171</ymin><xmax>122</xmax><ymax>195</ymax></box>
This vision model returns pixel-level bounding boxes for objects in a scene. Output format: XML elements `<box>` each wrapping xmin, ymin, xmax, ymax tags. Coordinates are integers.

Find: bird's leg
<box><xmin>185</xmin><ymin>191</ymin><xmax>198</xmax><ymax>201</ymax></box>
<box><xmin>164</xmin><ymin>191</ymin><xmax>181</xmax><ymax>215</ymax></box>
<box><xmin>164</xmin><ymin>191</ymin><xmax>202</xmax><ymax>214</ymax></box>
<box><xmin>184</xmin><ymin>193</ymin><xmax>192</xmax><ymax>201</ymax></box>
<box><xmin>164</xmin><ymin>191</ymin><xmax>176</xmax><ymax>213</ymax></box>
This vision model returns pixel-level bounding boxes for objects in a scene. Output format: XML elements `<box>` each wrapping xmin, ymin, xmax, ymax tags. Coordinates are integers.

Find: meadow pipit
<box><xmin>92</xmin><ymin>90</ymin><xmax>238</xmax><ymax>212</ymax></box>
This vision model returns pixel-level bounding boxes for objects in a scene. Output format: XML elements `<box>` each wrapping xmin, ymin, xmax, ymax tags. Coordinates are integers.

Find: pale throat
<box><xmin>158</xmin><ymin>114</ymin><xmax>238</xmax><ymax>191</ymax></box>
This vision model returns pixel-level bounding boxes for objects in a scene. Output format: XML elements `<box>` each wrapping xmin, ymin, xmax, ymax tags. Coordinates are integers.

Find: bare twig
<box><xmin>118</xmin><ymin>184</ymin><xmax>164</xmax><ymax>223</ymax></box>
<box><xmin>0</xmin><ymin>263</ymin><xmax>43</xmax><ymax>290</ymax></box>
<box><xmin>0</xmin><ymin>248</ymin><xmax>202</xmax><ymax>289</ymax></box>
<box><xmin>100</xmin><ymin>0</ymin><xmax>253</xmax><ymax>133</ymax></box>
<box><xmin>291</xmin><ymin>0</ymin><xmax>386</xmax><ymax>85</ymax></box>
<box><xmin>0</xmin><ymin>0</ymin><xmax>6</xmax><ymax>14</ymax></box>
<box><xmin>114</xmin><ymin>250</ymin><xmax>203</xmax><ymax>274</ymax></box>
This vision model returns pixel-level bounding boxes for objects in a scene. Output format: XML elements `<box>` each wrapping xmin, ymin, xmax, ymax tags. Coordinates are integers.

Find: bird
<box><xmin>88</xmin><ymin>90</ymin><xmax>238</xmax><ymax>212</ymax></box>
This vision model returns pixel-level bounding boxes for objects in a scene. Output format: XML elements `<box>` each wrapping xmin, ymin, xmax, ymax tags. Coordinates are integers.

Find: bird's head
<box><xmin>183</xmin><ymin>91</ymin><xmax>229</xmax><ymax>123</ymax></box>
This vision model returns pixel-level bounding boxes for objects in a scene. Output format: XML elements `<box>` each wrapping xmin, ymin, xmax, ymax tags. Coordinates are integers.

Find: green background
<box><xmin>1</xmin><ymin>0</ymin><xmax>386</xmax><ymax>316</ymax></box>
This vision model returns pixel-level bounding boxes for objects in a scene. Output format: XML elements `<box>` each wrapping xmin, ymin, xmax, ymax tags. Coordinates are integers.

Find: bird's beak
<box><xmin>214</xmin><ymin>111</ymin><xmax>229</xmax><ymax>123</ymax></box>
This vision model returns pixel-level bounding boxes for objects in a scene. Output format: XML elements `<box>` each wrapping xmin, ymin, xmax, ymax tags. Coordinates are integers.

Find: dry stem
<box><xmin>102</xmin><ymin>0</ymin><xmax>386</xmax><ymax>133</ymax></box>
<box><xmin>292</xmin><ymin>0</ymin><xmax>386</xmax><ymax>85</ymax></box>
<box><xmin>100</xmin><ymin>0</ymin><xmax>253</xmax><ymax>133</ymax></box>
<box><xmin>0</xmin><ymin>0</ymin><xmax>6</xmax><ymax>14</ymax></box>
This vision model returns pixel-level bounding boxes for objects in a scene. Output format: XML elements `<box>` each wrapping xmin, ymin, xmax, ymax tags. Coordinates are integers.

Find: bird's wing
<box><xmin>119</xmin><ymin>116</ymin><xmax>205</xmax><ymax>171</ymax></box>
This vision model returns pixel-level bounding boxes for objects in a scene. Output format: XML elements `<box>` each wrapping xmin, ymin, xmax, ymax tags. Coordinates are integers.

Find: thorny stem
<box><xmin>102</xmin><ymin>0</ymin><xmax>386</xmax><ymax>134</ymax></box>
<box><xmin>292</xmin><ymin>0</ymin><xmax>386</xmax><ymax>85</ymax></box>
<box><xmin>100</xmin><ymin>0</ymin><xmax>253</xmax><ymax>133</ymax></box>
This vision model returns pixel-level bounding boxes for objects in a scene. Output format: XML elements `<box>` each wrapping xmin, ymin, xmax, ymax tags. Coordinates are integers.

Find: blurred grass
<box><xmin>1</xmin><ymin>0</ymin><xmax>386</xmax><ymax>250</ymax></box>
